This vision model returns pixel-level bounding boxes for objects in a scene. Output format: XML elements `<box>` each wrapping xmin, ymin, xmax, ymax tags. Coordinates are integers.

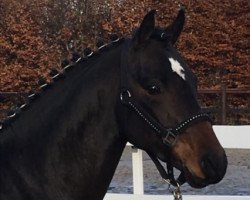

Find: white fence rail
<box><xmin>104</xmin><ymin>125</ymin><xmax>250</xmax><ymax>200</ymax></box>
<box><xmin>213</xmin><ymin>126</ymin><xmax>250</xmax><ymax>149</ymax></box>
<box><xmin>105</xmin><ymin>194</ymin><xmax>250</xmax><ymax>200</ymax></box>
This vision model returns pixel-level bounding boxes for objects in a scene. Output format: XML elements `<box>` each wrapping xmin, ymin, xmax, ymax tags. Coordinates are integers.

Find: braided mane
<box><xmin>0</xmin><ymin>35</ymin><xmax>124</xmax><ymax>133</ymax></box>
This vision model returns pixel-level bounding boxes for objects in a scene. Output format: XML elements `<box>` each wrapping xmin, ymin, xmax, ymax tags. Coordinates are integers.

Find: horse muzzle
<box><xmin>182</xmin><ymin>150</ymin><xmax>228</xmax><ymax>188</ymax></box>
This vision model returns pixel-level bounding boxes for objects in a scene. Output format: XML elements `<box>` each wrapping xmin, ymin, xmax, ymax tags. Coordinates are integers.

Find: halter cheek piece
<box><xmin>120</xmin><ymin>90</ymin><xmax>211</xmax><ymax>147</ymax></box>
<box><xmin>120</xmin><ymin>40</ymin><xmax>212</xmax><ymax>187</ymax></box>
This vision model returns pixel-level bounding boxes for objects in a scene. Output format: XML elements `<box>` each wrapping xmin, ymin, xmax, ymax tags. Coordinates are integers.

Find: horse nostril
<box><xmin>201</xmin><ymin>154</ymin><xmax>218</xmax><ymax>179</ymax></box>
<box><xmin>201</xmin><ymin>152</ymin><xmax>227</xmax><ymax>184</ymax></box>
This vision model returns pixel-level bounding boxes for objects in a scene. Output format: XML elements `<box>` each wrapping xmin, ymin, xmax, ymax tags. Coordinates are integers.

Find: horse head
<box><xmin>119</xmin><ymin>9</ymin><xmax>227</xmax><ymax>188</ymax></box>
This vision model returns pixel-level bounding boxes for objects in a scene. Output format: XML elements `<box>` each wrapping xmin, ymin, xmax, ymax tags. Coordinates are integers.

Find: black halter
<box><xmin>120</xmin><ymin>39</ymin><xmax>212</xmax><ymax>186</ymax></box>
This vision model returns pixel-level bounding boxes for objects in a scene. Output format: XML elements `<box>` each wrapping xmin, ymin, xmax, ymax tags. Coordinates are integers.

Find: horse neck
<box><xmin>1</xmin><ymin>43</ymin><xmax>127</xmax><ymax>200</ymax></box>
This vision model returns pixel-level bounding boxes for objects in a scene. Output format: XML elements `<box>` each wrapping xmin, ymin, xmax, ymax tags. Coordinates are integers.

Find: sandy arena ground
<box><xmin>108</xmin><ymin>148</ymin><xmax>250</xmax><ymax>195</ymax></box>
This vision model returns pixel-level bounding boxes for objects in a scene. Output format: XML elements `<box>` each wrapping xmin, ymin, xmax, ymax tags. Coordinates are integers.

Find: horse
<box><xmin>0</xmin><ymin>8</ymin><xmax>227</xmax><ymax>200</ymax></box>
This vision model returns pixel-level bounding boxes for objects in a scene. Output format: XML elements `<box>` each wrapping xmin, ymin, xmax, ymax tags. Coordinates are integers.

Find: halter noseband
<box><xmin>120</xmin><ymin>39</ymin><xmax>212</xmax><ymax>187</ymax></box>
<box><xmin>120</xmin><ymin>90</ymin><xmax>211</xmax><ymax>146</ymax></box>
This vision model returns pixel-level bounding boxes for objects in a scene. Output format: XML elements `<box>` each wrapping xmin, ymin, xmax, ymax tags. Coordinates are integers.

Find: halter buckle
<box><xmin>120</xmin><ymin>90</ymin><xmax>131</xmax><ymax>103</ymax></box>
<box><xmin>163</xmin><ymin>129</ymin><xmax>177</xmax><ymax>146</ymax></box>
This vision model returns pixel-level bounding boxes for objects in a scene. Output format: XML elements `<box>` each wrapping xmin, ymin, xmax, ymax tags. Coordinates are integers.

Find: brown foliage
<box><xmin>0</xmin><ymin>0</ymin><xmax>60</xmax><ymax>92</ymax></box>
<box><xmin>0</xmin><ymin>0</ymin><xmax>112</xmax><ymax>93</ymax></box>
<box><xmin>102</xmin><ymin>0</ymin><xmax>250</xmax><ymax>89</ymax></box>
<box><xmin>1</xmin><ymin>0</ymin><xmax>249</xmax><ymax>92</ymax></box>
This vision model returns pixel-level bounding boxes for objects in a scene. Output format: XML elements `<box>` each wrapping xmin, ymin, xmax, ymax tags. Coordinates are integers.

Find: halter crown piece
<box><xmin>120</xmin><ymin>39</ymin><xmax>212</xmax><ymax>197</ymax></box>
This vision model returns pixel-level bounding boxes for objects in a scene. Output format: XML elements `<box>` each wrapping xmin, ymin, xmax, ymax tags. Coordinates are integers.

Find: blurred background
<box><xmin>0</xmin><ymin>0</ymin><xmax>249</xmax><ymax>124</ymax></box>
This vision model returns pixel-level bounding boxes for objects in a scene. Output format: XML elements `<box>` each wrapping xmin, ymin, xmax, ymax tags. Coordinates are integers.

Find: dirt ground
<box><xmin>108</xmin><ymin>147</ymin><xmax>250</xmax><ymax>195</ymax></box>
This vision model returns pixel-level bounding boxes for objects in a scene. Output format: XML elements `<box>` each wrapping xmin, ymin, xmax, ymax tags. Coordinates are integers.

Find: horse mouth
<box><xmin>181</xmin><ymin>166</ymin><xmax>224</xmax><ymax>188</ymax></box>
<box><xmin>172</xmin><ymin>162</ymin><xmax>210</xmax><ymax>188</ymax></box>
<box><xmin>181</xmin><ymin>167</ymin><xmax>208</xmax><ymax>188</ymax></box>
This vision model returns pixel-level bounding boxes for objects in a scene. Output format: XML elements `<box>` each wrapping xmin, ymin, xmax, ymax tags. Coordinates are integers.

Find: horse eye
<box><xmin>147</xmin><ymin>85</ymin><xmax>161</xmax><ymax>95</ymax></box>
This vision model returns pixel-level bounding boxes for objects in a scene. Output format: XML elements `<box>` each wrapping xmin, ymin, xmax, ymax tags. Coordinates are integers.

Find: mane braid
<box><xmin>0</xmin><ymin>36</ymin><xmax>124</xmax><ymax>133</ymax></box>
<box><xmin>63</xmin><ymin>64</ymin><xmax>73</xmax><ymax>71</ymax></box>
<box><xmin>19</xmin><ymin>103</ymin><xmax>28</xmax><ymax>110</ymax></box>
<box><xmin>76</xmin><ymin>57</ymin><xmax>82</xmax><ymax>63</ymax></box>
<box><xmin>49</xmin><ymin>69</ymin><xmax>59</xmax><ymax>77</ymax></box>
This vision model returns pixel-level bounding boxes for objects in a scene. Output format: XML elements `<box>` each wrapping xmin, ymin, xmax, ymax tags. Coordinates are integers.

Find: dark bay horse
<box><xmin>0</xmin><ymin>8</ymin><xmax>227</xmax><ymax>200</ymax></box>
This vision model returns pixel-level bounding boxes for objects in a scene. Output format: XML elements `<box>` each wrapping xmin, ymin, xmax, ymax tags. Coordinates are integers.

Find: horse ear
<box><xmin>133</xmin><ymin>10</ymin><xmax>156</xmax><ymax>46</ymax></box>
<box><xmin>165</xmin><ymin>7</ymin><xmax>185</xmax><ymax>45</ymax></box>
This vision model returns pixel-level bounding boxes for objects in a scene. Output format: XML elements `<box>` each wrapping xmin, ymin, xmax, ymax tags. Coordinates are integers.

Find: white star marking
<box><xmin>169</xmin><ymin>57</ymin><xmax>186</xmax><ymax>80</ymax></box>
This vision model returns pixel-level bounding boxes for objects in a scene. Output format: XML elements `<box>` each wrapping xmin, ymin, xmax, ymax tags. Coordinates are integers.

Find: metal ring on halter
<box><xmin>120</xmin><ymin>90</ymin><xmax>131</xmax><ymax>102</ymax></box>
<box><xmin>164</xmin><ymin>179</ymin><xmax>180</xmax><ymax>193</ymax></box>
<box><xmin>163</xmin><ymin>178</ymin><xmax>171</xmax><ymax>185</ymax></box>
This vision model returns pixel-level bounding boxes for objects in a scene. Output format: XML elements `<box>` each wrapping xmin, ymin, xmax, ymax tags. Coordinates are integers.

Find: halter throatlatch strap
<box><xmin>146</xmin><ymin>151</ymin><xmax>186</xmax><ymax>187</ymax></box>
<box><xmin>120</xmin><ymin>40</ymin><xmax>212</xmax><ymax>187</ymax></box>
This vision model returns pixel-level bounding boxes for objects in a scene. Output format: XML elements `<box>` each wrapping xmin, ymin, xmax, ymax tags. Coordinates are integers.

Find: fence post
<box><xmin>221</xmin><ymin>84</ymin><xmax>226</xmax><ymax>124</ymax></box>
<box><xmin>131</xmin><ymin>147</ymin><xmax>144</xmax><ymax>194</ymax></box>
